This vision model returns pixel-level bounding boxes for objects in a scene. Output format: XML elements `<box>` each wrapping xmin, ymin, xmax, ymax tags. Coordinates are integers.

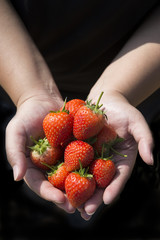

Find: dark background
<box><xmin>0</xmin><ymin>87</ymin><xmax>160</xmax><ymax>240</ymax></box>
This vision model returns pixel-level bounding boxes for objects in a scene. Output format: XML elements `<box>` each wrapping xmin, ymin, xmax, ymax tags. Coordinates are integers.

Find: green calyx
<box><xmin>75</xmin><ymin>160</ymin><xmax>93</xmax><ymax>178</ymax></box>
<box><xmin>86</xmin><ymin>91</ymin><xmax>104</xmax><ymax>114</ymax></box>
<box><xmin>29</xmin><ymin>137</ymin><xmax>50</xmax><ymax>155</ymax></box>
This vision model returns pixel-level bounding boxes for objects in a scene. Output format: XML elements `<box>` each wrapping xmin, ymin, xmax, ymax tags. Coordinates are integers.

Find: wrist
<box><xmin>88</xmin><ymin>85</ymin><xmax>129</xmax><ymax>106</ymax></box>
<box><xmin>16</xmin><ymin>81</ymin><xmax>63</xmax><ymax>110</ymax></box>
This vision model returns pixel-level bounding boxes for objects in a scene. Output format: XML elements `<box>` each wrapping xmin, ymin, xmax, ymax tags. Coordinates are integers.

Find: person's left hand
<box><xmin>77</xmin><ymin>91</ymin><xmax>154</xmax><ymax>220</ymax></box>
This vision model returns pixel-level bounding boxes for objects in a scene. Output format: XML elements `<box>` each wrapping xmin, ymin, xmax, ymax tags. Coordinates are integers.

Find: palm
<box><xmin>105</xmin><ymin>100</ymin><xmax>139</xmax><ymax>191</ymax></box>
<box><xmin>6</xmin><ymin>94</ymin><xmax>153</xmax><ymax>218</ymax></box>
<box><xmin>80</xmin><ymin>97</ymin><xmax>153</xmax><ymax>219</ymax></box>
<box><xmin>6</xmin><ymin>97</ymin><xmax>76</xmax><ymax>211</ymax></box>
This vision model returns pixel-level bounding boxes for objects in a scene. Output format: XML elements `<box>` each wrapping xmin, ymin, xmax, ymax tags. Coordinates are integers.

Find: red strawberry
<box><xmin>64</xmin><ymin>140</ymin><xmax>94</xmax><ymax>172</ymax></box>
<box><xmin>60</xmin><ymin>99</ymin><xmax>85</xmax><ymax>117</ymax></box>
<box><xmin>94</xmin><ymin>123</ymin><xmax>117</xmax><ymax>155</ymax></box>
<box><xmin>30</xmin><ymin>137</ymin><xmax>63</xmax><ymax>170</ymax></box>
<box><xmin>94</xmin><ymin>123</ymin><xmax>127</xmax><ymax>157</ymax></box>
<box><xmin>73</xmin><ymin>92</ymin><xmax>105</xmax><ymax>140</ymax></box>
<box><xmin>65</xmin><ymin>163</ymin><xmax>96</xmax><ymax>208</ymax></box>
<box><xmin>46</xmin><ymin>162</ymin><xmax>69</xmax><ymax>191</ymax></box>
<box><xmin>43</xmin><ymin>100</ymin><xmax>74</xmax><ymax>147</ymax></box>
<box><xmin>89</xmin><ymin>157</ymin><xmax>116</xmax><ymax>188</ymax></box>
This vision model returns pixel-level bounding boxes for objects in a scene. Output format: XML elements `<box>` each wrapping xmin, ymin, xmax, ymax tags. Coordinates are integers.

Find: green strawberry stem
<box><xmin>102</xmin><ymin>137</ymin><xmax>127</xmax><ymax>158</ymax></box>
<box><xmin>86</xmin><ymin>91</ymin><xmax>104</xmax><ymax>114</ymax></box>
<box><xmin>50</xmin><ymin>97</ymin><xmax>69</xmax><ymax>114</ymax></box>
<box><xmin>110</xmin><ymin>147</ymin><xmax>127</xmax><ymax>158</ymax></box>
<box><xmin>94</xmin><ymin>91</ymin><xmax>104</xmax><ymax>112</ymax></box>
<box><xmin>101</xmin><ymin>143</ymin><xmax>105</xmax><ymax>159</ymax></box>
<box><xmin>61</xmin><ymin>97</ymin><xmax>67</xmax><ymax>112</ymax></box>
<box><xmin>100</xmin><ymin>144</ymin><xmax>113</xmax><ymax>160</ymax></box>
<box><xmin>30</xmin><ymin>136</ymin><xmax>38</xmax><ymax>145</ymax></box>
<box><xmin>41</xmin><ymin>161</ymin><xmax>63</xmax><ymax>174</ymax></box>
<box><xmin>76</xmin><ymin>160</ymin><xmax>93</xmax><ymax>178</ymax></box>
<box><xmin>41</xmin><ymin>161</ymin><xmax>56</xmax><ymax>170</ymax></box>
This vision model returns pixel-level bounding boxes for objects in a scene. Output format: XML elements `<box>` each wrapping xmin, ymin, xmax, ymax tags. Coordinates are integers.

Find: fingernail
<box><xmin>81</xmin><ymin>212</ymin><xmax>92</xmax><ymax>221</ymax></box>
<box><xmin>87</xmin><ymin>211</ymin><xmax>95</xmax><ymax>216</ymax></box>
<box><xmin>13</xmin><ymin>165</ymin><xmax>19</xmax><ymax>181</ymax></box>
<box><xmin>150</xmin><ymin>153</ymin><xmax>154</xmax><ymax>165</ymax></box>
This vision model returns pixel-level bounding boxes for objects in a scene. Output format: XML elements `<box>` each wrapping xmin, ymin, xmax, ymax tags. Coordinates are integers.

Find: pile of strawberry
<box><xmin>30</xmin><ymin>92</ymin><xmax>126</xmax><ymax>208</ymax></box>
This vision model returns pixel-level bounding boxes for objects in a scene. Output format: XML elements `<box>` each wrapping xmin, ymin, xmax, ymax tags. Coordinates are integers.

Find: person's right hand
<box><xmin>6</xmin><ymin>93</ymin><xmax>76</xmax><ymax>213</ymax></box>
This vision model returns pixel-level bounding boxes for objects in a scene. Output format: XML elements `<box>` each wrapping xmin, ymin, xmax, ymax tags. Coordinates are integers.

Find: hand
<box><xmin>78</xmin><ymin>91</ymin><xmax>154</xmax><ymax>220</ymax></box>
<box><xmin>5</xmin><ymin>93</ymin><xmax>76</xmax><ymax>213</ymax></box>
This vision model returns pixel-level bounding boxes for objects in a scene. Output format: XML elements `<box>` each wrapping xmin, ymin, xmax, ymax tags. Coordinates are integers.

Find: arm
<box><xmin>81</xmin><ymin>6</ymin><xmax>160</xmax><ymax>220</ymax></box>
<box><xmin>1</xmin><ymin>0</ymin><xmax>76</xmax><ymax>212</ymax></box>
<box><xmin>0</xmin><ymin>0</ymin><xmax>62</xmax><ymax>107</ymax></box>
<box><xmin>89</xmin><ymin>5</ymin><xmax>160</xmax><ymax>106</ymax></box>
<box><xmin>88</xmin><ymin>4</ymin><xmax>160</xmax><ymax>166</ymax></box>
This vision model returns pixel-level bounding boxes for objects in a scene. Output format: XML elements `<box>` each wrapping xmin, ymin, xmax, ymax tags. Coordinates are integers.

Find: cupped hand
<box><xmin>79</xmin><ymin>91</ymin><xmax>154</xmax><ymax>220</ymax></box>
<box><xmin>5</xmin><ymin>91</ymin><xmax>154</xmax><ymax>219</ymax></box>
<box><xmin>5</xmin><ymin>94</ymin><xmax>75</xmax><ymax>213</ymax></box>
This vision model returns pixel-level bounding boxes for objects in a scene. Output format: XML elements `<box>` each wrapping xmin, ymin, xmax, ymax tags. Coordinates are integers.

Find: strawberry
<box><xmin>30</xmin><ymin>137</ymin><xmax>63</xmax><ymax>170</ymax></box>
<box><xmin>89</xmin><ymin>156</ymin><xmax>116</xmax><ymax>188</ymax></box>
<box><xmin>45</xmin><ymin>162</ymin><xmax>69</xmax><ymax>191</ymax></box>
<box><xmin>65</xmin><ymin>162</ymin><xmax>96</xmax><ymax>208</ymax></box>
<box><xmin>64</xmin><ymin>140</ymin><xmax>94</xmax><ymax>172</ymax></box>
<box><xmin>94</xmin><ymin>123</ymin><xmax>117</xmax><ymax>155</ymax></box>
<box><xmin>73</xmin><ymin>92</ymin><xmax>105</xmax><ymax>140</ymax></box>
<box><xmin>94</xmin><ymin>123</ymin><xmax>127</xmax><ymax>157</ymax></box>
<box><xmin>43</xmin><ymin>99</ymin><xmax>74</xmax><ymax>147</ymax></box>
<box><xmin>60</xmin><ymin>99</ymin><xmax>85</xmax><ymax>117</ymax></box>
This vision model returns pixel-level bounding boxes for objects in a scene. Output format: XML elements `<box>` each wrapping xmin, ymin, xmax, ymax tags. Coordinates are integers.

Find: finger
<box><xmin>83</xmin><ymin>188</ymin><xmax>104</xmax><ymax>215</ymax></box>
<box><xmin>24</xmin><ymin>167</ymin><xmax>66</xmax><ymax>204</ymax></box>
<box><xmin>76</xmin><ymin>189</ymin><xmax>103</xmax><ymax>220</ymax></box>
<box><xmin>128</xmin><ymin>110</ymin><xmax>154</xmax><ymax>165</ymax></box>
<box><xmin>80</xmin><ymin>211</ymin><xmax>92</xmax><ymax>221</ymax></box>
<box><xmin>5</xmin><ymin>118</ymin><xmax>28</xmax><ymax>180</ymax></box>
<box><xmin>138</xmin><ymin>137</ymin><xmax>154</xmax><ymax>165</ymax></box>
<box><xmin>56</xmin><ymin>195</ymin><xmax>76</xmax><ymax>214</ymax></box>
<box><xmin>77</xmin><ymin>205</ymin><xmax>92</xmax><ymax>221</ymax></box>
<box><xmin>77</xmin><ymin>189</ymin><xmax>103</xmax><ymax>220</ymax></box>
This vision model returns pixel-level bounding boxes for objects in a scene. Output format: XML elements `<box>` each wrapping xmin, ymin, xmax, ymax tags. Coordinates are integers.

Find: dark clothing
<box><xmin>1</xmin><ymin>2</ymin><xmax>160</xmax><ymax>238</ymax></box>
<box><xmin>10</xmin><ymin>0</ymin><xmax>159</xmax><ymax>99</ymax></box>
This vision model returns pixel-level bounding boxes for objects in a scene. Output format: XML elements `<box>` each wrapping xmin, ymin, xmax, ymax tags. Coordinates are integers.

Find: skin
<box><xmin>0</xmin><ymin>0</ymin><xmax>160</xmax><ymax>220</ymax></box>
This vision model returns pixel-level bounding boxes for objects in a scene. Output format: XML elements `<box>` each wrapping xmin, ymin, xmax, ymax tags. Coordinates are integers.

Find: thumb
<box><xmin>5</xmin><ymin>117</ymin><xmax>27</xmax><ymax>181</ymax></box>
<box><xmin>128</xmin><ymin>109</ymin><xmax>154</xmax><ymax>165</ymax></box>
